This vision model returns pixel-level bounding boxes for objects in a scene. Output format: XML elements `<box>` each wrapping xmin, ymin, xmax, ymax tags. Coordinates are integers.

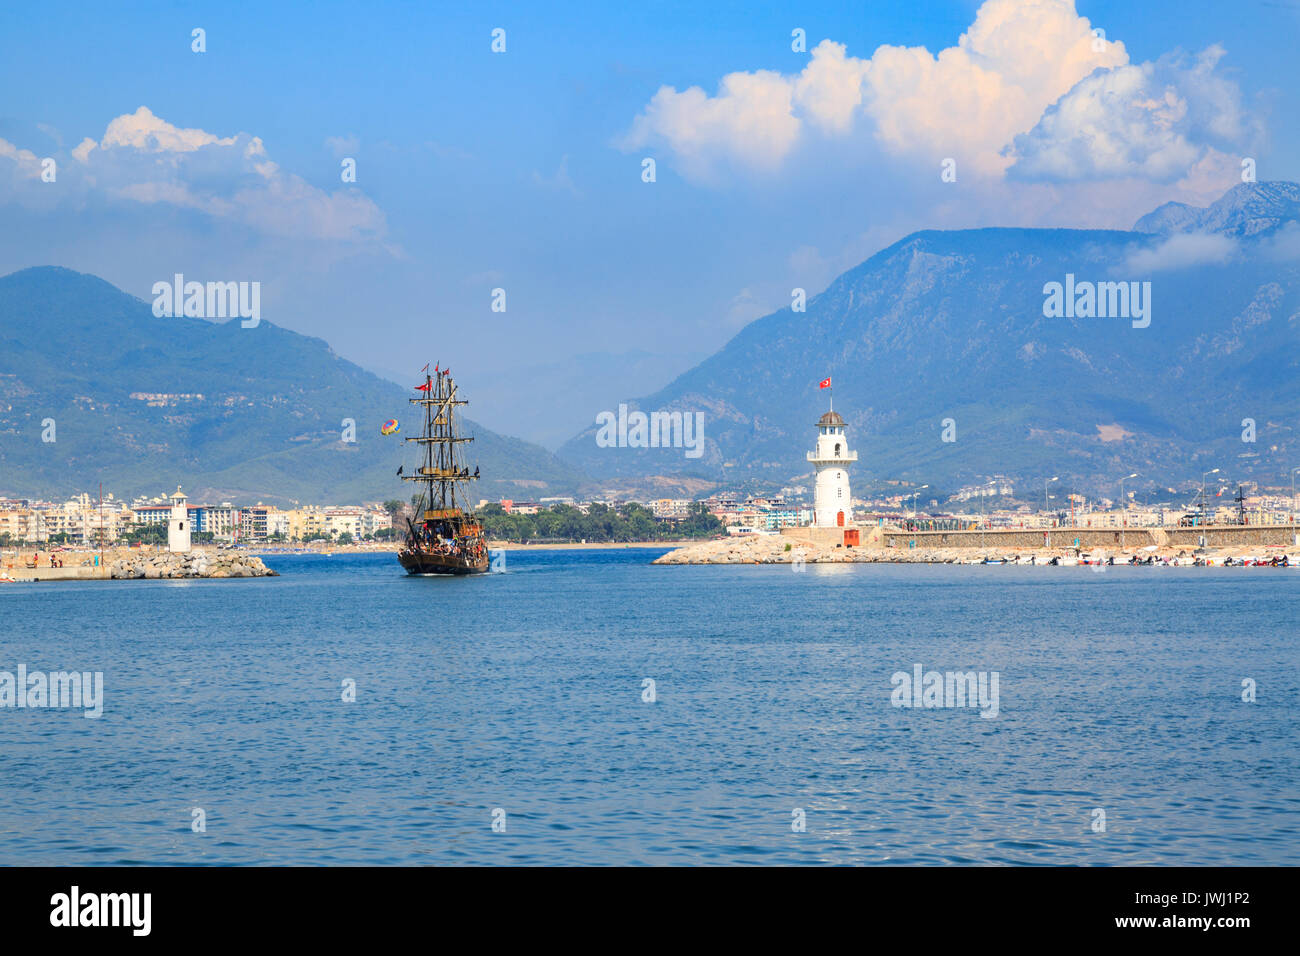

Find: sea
<box><xmin>1</xmin><ymin>548</ymin><xmax>1296</xmax><ymax>865</ymax></box>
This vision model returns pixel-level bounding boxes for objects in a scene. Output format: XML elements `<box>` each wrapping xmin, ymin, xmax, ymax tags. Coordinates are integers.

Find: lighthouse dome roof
<box><xmin>816</xmin><ymin>410</ymin><xmax>845</xmax><ymax>427</ymax></box>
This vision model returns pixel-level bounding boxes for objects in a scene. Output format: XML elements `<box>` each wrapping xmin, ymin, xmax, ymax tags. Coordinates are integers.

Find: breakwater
<box><xmin>654</xmin><ymin>524</ymin><xmax>1300</xmax><ymax>565</ymax></box>
<box><xmin>109</xmin><ymin>550</ymin><xmax>276</xmax><ymax>579</ymax></box>
<box><xmin>2</xmin><ymin>549</ymin><xmax>277</xmax><ymax>582</ymax></box>
<box><xmin>882</xmin><ymin>524</ymin><xmax>1299</xmax><ymax>550</ymax></box>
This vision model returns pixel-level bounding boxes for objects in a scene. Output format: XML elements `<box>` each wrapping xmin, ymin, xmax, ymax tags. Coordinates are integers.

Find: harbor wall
<box><xmin>881</xmin><ymin>525</ymin><xmax>1300</xmax><ymax>550</ymax></box>
<box><xmin>3</xmin><ymin>565</ymin><xmax>110</xmax><ymax>582</ymax></box>
<box><xmin>2</xmin><ymin>548</ymin><xmax>277</xmax><ymax>581</ymax></box>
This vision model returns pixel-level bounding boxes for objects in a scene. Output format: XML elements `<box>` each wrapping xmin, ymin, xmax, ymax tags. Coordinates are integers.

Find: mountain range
<box><xmin>4</xmin><ymin>181</ymin><xmax>1299</xmax><ymax>505</ymax></box>
<box><xmin>0</xmin><ymin>267</ymin><xmax>581</xmax><ymax>504</ymax></box>
<box><xmin>561</xmin><ymin>181</ymin><xmax>1300</xmax><ymax>497</ymax></box>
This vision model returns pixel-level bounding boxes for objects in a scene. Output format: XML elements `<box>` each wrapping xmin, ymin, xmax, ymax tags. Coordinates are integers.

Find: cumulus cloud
<box><xmin>620</xmin><ymin>68</ymin><xmax>800</xmax><ymax>180</ymax></box>
<box><xmin>100</xmin><ymin>107</ymin><xmax>237</xmax><ymax>153</ymax></box>
<box><xmin>621</xmin><ymin>0</ymin><xmax>1253</xmax><ymax>192</ymax></box>
<box><xmin>621</xmin><ymin>0</ymin><xmax>1127</xmax><ymax>180</ymax></box>
<box><xmin>1007</xmin><ymin>47</ymin><xmax>1253</xmax><ymax>182</ymax></box>
<box><xmin>0</xmin><ymin>106</ymin><xmax>386</xmax><ymax>242</ymax></box>
<box><xmin>0</xmin><ymin>137</ymin><xmax>42</xmax><ymax>176</ymax></box>
<box><xmin>0</xmin><ymin>138</ymin><xmax>63</xmax><ymax>212</ymax></box>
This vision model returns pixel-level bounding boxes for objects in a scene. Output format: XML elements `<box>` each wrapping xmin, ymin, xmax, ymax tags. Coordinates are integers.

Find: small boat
<box><xmin>396</xmin><ymin>366</ymin><xmax>490</xmax><ymax>576</ymax></box>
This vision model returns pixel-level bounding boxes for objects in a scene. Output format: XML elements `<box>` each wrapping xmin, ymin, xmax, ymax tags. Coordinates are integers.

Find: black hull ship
<box><xmin>397</xmin><ymin>366</ymin><xmax>489</xmax><ymax>576</ymax></box>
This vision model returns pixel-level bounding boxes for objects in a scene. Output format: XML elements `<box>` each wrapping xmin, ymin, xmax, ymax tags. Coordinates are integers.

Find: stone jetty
<box><xmin>108</xmin><ymin>549</ymin><xmax>277</xmax><ymax>579</ymax></box>
<box><xmin>1</xmin><ymin>548</ymin><xmax>277</xmax><ymax>582</ymax></box>
<box><xmin>652</xmin><ymin>532</ymin><xmax>1299</xmax><ymax>567</ymax></box>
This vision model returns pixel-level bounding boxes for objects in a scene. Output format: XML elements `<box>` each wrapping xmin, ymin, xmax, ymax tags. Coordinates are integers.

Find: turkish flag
<box><xmin>819</xmin><ymin>377</ymin><xmax>832</xmax><ymax>389</ymax></box>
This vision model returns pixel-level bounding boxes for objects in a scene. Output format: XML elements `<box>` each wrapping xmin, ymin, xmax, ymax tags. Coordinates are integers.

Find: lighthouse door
<box><xmin>836</xmin><ymin>510</ymin><xmax>845</xmax><ymax>527</ymax></box>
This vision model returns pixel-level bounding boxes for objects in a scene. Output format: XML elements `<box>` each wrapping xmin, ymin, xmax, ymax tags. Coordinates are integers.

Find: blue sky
<box><xmin>2</xmin><ymin>0</ymin><xmax>1297</xmax><ymax>444</ymax></box>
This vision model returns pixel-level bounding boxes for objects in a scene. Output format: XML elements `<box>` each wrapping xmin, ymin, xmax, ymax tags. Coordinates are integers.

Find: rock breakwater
<box><xmin>109</xmin><ymin>550</ymin><xmax>277</xmax><ymax>579</ymax></box>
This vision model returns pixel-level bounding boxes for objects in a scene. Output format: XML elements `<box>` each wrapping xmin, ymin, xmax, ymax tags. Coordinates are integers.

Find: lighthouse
<box><xmin>807</xmin><ymin>407</ymin><xmax>857</xmax><ymax>527</ymax></box>
<box><xmin>167</xmin><ymin>486</ymin><xmax>192</xmax><ymax>553</ymax></box>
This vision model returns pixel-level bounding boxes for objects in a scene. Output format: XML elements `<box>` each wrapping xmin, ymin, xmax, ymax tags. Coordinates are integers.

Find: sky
<box><xmin>2</xmin><ymin>0</ymin><xmax>1297</xmax><ymax>445</ymax></box>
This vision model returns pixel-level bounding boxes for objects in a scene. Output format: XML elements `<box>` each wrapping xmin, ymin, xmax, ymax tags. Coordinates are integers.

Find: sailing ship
<box><xmin>397</xmin><ymin>366</ymin><xmax>490</xmax><ymax>575</ymax></box>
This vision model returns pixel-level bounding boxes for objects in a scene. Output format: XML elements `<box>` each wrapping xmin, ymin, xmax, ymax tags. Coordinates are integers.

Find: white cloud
<box><xmin>0</xmin><ymin>106</ymin><xmax>386</xmax><ymax>242</ymax></box>
<box><xmin>1008</xmin><ymin>47</ymin><xmax>1252</xmax><ymax>182</ymax></box>
<box><xmin>622</xmin><ymin>0</ymin><xmax>1256</xmax><ymax>196</ymax></box>
<box><xmin>1123</xmin><ymin>232</ymin><xmax>1238</xmax><ymax>273</ymax></box>
<box><xmin>0</xmin><ymin>138</ymin><xmax>60</xmax><ymax>211</ymax></box>
<box><xmin>621</xmin><ymin>0</ymin><xmax>1128</xmax><ymax>181</ymax></box>
<box><xmin>0</xmin><ymin>137</ymin><xmax>42</xmax><ymax>174</ymax></box>
<box><xmin>860</xmin><ymin>0</ymin><xmax>1125</xmax><ymax>175</ymax></box>
<box><xmin>621</xmin><ymin>68</ymin><xmax>799</xmax><ymax>180</ymax></box>
<box><xmin>1260</xmin><ymin>223</ymin><xmax>1300</xmax><ymax>262</ymax></box>
<box><xmin>100</xmin><ymin>106</ymin><xmax>237</xmax><ymax>153</ymax></box>
<box><xmin>792</xmin><ymin>41</ymin><xmax>871</xmax><ymax>134</ymax></box>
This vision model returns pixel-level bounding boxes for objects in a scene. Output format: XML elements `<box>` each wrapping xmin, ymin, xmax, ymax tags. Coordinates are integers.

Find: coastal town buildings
<box><xmin>2</xmin><ymin>478</ymin><xmax>1296</xmax><ymax>549</ymax></box>
<box><xmin>651</xmin><ymin>498</ymin><xmax>692</xmax><ymax>519</ymax></box>
<box><xmin>0</xmin><ymin>490</ymin><xmax>391</xmax><ymax>545</ymax></box>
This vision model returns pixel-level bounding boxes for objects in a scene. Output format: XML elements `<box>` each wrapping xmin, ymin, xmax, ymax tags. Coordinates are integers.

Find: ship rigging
<box><xmin>397</xmin><ymin>366</ymin><xmax>489</xmax><ymax>575</ymax></box>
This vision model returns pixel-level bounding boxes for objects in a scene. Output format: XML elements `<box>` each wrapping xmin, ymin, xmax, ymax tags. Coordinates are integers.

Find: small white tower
<box><xmin>807</xmin><ymin>409</ymin><xmax>857</xmax><ymax>527</ymax></box>
<box><xmin>167</xmin><ymin>486</ymin><xmax>192</xmax><ymax>553</ymax></box>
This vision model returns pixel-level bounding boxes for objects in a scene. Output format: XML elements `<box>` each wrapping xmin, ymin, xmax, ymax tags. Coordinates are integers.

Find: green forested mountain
<box><xmin>0</xmin><ymin>267</ymin><xmax>582</xmax><ymax>504</ymax></box>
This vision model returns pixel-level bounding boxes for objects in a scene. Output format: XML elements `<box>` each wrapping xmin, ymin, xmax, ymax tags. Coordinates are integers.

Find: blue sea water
<box><xmin>0</xmin><ymin>548</ymin><xmax>1296</xmax><ymax>866</ymax></box>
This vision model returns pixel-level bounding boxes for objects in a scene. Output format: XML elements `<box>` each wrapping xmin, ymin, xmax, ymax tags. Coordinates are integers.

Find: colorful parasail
<box><xmin>381</xmin><ymin>419</ymin><xmax>400</xmax><ymax>436</ymax></box>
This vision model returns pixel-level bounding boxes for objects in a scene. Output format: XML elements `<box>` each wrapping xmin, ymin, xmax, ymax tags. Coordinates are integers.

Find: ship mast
<box><xmin>401</xmin><ymin>369</ymin><xmax>476</xmax><ymax>518</ymax></box>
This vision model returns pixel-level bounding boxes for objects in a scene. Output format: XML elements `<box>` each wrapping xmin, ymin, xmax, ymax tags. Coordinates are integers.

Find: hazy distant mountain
<box><xmin>1135</xmin><ymin>181</ymin><xmax>1300</xmax><ymax>238</ymax></box>
<box><xmin>560</xmin><ymin>182</ymin><xmax>1300</xmax><ymax>496</ymax></box>
<box><xmin>0</xmin><ymin>267</ymin><xmax>582</xmax><ymax>504</ymax></box>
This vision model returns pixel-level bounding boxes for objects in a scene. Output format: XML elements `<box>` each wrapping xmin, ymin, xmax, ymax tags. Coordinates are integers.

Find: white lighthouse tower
<box><xmin>167</xmin><ymin>486</ymin><xmax>192</xmax><ymax>553</ymax></box>
<box><xmin>807</xmin><ymin>407</ymin><xmax>857</xmax><ymax>527</ymax></box>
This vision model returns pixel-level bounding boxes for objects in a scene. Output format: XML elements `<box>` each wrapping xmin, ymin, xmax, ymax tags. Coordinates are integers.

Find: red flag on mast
<box><xmin>415</xmin><ymin>381</ymin><xmax>432</xmax><ymax>392</ymax></box>
<box><xmin>819</xmin><ymin>377</ymin><xmax>831</xmax><ymax>389</ymax></box>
